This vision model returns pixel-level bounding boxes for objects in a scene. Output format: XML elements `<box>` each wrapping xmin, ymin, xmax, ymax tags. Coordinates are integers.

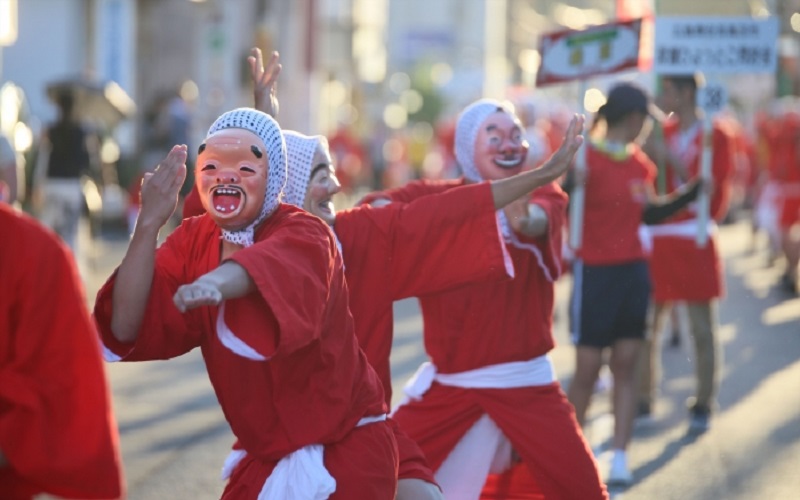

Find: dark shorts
<box><xmin>570</xmin><ymin>259</ymin><xmax>651</xmax><ymax>348</ymax></box>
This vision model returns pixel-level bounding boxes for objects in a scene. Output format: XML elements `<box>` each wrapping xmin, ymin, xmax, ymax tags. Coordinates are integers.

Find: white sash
<box><xmin>399</xmin><ymin>355</ymin><xmax>556</xmax><ymax>408</ymax></box>
<box><xmin>648</xmin><ymin>218</ymin><xmax>717</xmax><ymax>240</ymax></box>
<box><xmin>220</xmin><ymin>414</ymin><xmax>387</xmax><ymax>499</ymax></box>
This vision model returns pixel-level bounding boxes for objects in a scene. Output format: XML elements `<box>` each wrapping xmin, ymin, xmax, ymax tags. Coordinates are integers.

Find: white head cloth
<box><xmin>283</xmin><ymin>131</ymin><xmax>323</xmax><ymax>207</ymax></box>
<box><xmin>455</xmin><ymin>98</ymin><xmax>516</xmax><ymax>183</ymax></box>
<box><xmin>206</xmin><ymin>108</ymin><xmax>288</xmax><ymax>247</ymax></box>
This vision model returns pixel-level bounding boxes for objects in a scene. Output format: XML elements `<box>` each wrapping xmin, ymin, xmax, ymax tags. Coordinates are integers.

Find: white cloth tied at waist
<box><xmin>221</xmin><ymin>414</ymin><xmax>387</xmax><ymax>500</ymax></box>
<box><xmin>647</xmin><ymin>218</ymin><xmax>717</xmax><ymax>239</ymax></box>
<box><xmin>402</xmin><ymin>355</ymin><xmax>556</xmax><ymax>402</ymax></box>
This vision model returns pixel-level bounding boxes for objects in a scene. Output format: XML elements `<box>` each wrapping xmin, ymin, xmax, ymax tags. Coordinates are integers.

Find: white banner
<box><xmin>654</xmin><ymin>16</ymin><xmax>779</xmax><ymax>75</ymax></box>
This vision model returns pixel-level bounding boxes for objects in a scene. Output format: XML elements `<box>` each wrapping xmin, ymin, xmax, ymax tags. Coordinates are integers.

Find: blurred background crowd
<box><xmin>0</xmin><ymin>0</ymin><xmax>798</xmax><ymax>267</ymax></box>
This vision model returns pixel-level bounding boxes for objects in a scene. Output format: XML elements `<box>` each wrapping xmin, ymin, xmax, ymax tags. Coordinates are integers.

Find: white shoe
<box><xmin>606</xmin><ymin>450</ymin><xmax>633</xmax><ymax>487</ymax></box>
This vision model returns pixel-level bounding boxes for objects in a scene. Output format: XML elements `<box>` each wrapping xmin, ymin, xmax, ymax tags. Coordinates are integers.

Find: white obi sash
<box><xmin>398</xmin><ymin>355</ymin><xmax>556</xmax><ymax>408</ymax></box>
<box><xmin>647</xmin><ymin>218</ymin><xmax>717</xmax><ymax>240</ymax></box>
<box><xmin>221</xmin><ymin>414</ymin><xmax>387</xmax><ymax>499</ymax></box>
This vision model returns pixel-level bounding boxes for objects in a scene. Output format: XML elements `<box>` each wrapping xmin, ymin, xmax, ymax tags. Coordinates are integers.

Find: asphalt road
<box><xmin>78</xmin><ymin>218</ymin><xmax>800</xmax><ymax>500</ymax></box>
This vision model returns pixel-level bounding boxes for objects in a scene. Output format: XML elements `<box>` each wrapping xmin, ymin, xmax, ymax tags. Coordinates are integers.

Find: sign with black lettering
<box><xmin>654</xmin><ymin>17</ymin><xmax>778</xmax><ymax>74</ymax></box>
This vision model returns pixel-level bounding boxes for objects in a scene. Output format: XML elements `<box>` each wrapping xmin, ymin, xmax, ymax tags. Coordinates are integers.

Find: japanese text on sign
<box><xmin>654</xmin><ymin>17</ymin><xmax>778</xmax><ymax>75</ymax></box>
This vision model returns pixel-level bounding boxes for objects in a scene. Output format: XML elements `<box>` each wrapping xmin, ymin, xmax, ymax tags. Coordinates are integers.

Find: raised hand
<box><xmin>173</xmin><ymin>280</ymin><xmax>223</xmax><ymax>313</ymax></box>
<box><xmin>138</xmin><ymin>145</ymin><xmax>187</xmax><ymax>230</ymax></box>
<box><xmin>249</xmin><ymin>47</ymin><xmax>282</xmax><ymax>117</ymax></box>
<box><xmin>537</xmin><ymin>114</ymin><xmax>585</xmax><ymax>183</ymax></box>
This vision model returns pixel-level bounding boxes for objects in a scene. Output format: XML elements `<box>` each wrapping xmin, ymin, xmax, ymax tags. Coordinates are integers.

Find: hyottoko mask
<box><xmin>198</xmin><ymin>108</ymin><xmax>287</xmax><ymax>247</ymax></box>
<box><xmin>455</xmin><ymin>99</ymin><xmax>529</xmax><ymax>182</ymax></box>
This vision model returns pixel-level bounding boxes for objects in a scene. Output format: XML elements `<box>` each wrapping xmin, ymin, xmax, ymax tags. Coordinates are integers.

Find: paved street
<box><xmin>79</xmin><ymin>218</ymin><xmax>800</xmax><ymax>499</ymax></box>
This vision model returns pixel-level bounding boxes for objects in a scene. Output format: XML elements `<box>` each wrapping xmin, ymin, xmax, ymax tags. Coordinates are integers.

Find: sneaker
<box><xmin>606</xmin><ymin>450</ymin><xmax>633</xmax><ymax>487</ymax></box>
<box><xmin>688</xmin><ymin>406</ymin><xmax>711</xmax><ymax>434</ymax></box>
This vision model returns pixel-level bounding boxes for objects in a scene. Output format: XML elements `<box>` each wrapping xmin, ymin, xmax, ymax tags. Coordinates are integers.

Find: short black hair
<box><xmin>663</xmin><ymin>73</ymin><xmax>705</xmax><ymax>94</ymax></box>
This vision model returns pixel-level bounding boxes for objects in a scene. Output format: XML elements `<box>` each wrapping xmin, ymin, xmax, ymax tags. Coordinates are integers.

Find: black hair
<box><xmin>663</xmin><ymin>74</ymin><xmax>703</xmax><ymax>95</ymax></box>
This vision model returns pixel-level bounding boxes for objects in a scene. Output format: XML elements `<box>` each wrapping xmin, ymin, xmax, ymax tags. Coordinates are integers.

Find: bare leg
<box><xmin>567</xmin><ymin>346</ymin><xmax>604</xmax><ymax>426</ymax></box>
<box><xmin>636</xmin><ymin>302</ymin><xmax>671</xmax><ymax>411</ymax></box>
<box><xmin>396</xmin><ymin>478</ymin><xmax>443</xmax><ymax>500</ymax></box>
<box><xmin>610</xmin><ymin>338</ymin><xmax>643</xmax><ymax>451</ymax></box>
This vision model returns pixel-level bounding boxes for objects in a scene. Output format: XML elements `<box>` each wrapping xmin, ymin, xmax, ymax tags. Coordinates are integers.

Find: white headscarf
<box><xmin>283</xmin><ymin>131</ymin><xmax>322</xmax><ymax>208</ymax></box>
<box><xmin>206</xmin><ymin>108</ymin><xmax>288</xmax><ymax>247</ymax></box>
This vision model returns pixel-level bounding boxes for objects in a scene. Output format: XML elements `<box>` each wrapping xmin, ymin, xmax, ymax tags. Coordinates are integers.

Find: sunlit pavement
<box><xmin>79</xmin><ymin>217</ymin><xmax>800</xmax><ymax>500</ymax></box>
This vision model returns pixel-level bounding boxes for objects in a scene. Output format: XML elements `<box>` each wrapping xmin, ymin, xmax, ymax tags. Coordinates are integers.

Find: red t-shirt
<box><xmin>0</xmin><ymin>204</ymin><xmax>124</xmax><ymax>499</ymax></box>
<box><xmin>576</xmin><ymin>143</ymin><xmax>655</xmax><ymax>265</ymax></box>
<box><xmin>94</xmin><ymin>205</ymin><xmax>386</xmax><ymax>462</ymax></box>
<box><xmin>661</xmin><ymin>118</ymin><xmax>735</xmax><ymax>223</ymax></box>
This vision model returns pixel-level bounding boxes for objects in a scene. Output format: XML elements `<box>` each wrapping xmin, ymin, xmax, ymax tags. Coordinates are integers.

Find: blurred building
<box><xmin>0</xmin><ymin>0</ymin><xmax>795</xmax><ymax>171</ymax></box>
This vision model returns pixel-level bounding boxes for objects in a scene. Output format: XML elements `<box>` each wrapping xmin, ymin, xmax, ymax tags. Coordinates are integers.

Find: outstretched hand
<box><xmin>173</xmin><ymin>280</ymin><xmax>223</xmax><ymax>313</ymax></box>
<box><xmin>138</xmin><ymin>145</ymin><xmax>187</xmax><ymax>230</ymax></box>
<box><xmin>537</xmin><ymin>114</ymin><xmax>585</xmax><ymax>183</ymax></box>
<box><xmin>249</xmin><ymin>47</ymin><xmax>282</xmax><ymax>117</ymax></box>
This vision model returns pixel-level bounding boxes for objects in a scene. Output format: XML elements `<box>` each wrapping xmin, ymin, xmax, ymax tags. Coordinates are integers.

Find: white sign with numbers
<box><xmin>697</xmin><ymin>82</ymin><xmax>728</xmax><ymax>115</ymax></box>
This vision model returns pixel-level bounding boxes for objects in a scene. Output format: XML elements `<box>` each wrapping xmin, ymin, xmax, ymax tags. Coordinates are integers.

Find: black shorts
<box><xmin>570</xmin><ymin>259</ymin><xmax>651</xmax><ymax>348</ymax></box>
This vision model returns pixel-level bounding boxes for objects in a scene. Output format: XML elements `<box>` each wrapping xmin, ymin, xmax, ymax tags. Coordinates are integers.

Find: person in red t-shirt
<box><xmin>772</xmin><ymin>109</ymin><xmax>800</xmax><ymax>293</ymax></box>
<box><xmin>637</xmin><ymin>74</ymin><xmax>736</xmax><ymax>435</ymax></box>
<box><xmin>564</xmin><ymin>83</ymin><xmax>700</xmax><ymax>487</ymax></box>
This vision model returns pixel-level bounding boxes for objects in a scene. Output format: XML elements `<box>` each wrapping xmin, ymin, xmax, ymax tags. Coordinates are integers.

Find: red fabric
<box><xmin>0</xmin><ymin>204</ymin><xmax>124</xmax><ymax>500</ymax></box>
<box><xmin>222</xmin><ymin>421</ymin><xmax>398</xmax><ymax>500</ymax></box>
<box><xmin>393</xmin><ymin>384</ymin><xmax>607</xmax><ymax>500</ymax></box>
<box><xmin>365</xmin><ymin>178</ymin><xmax>567</xmax><ymax>371</ymax></box>
<box><xmin>179</xmin><ymin>179</ymin><xmax>511</xmax><ymax>483</ymax></box>
<box><xmin>337</xmin><ymin>181</ymin><xmax>513</xmax><ymax>482</ymax></box>
<box><xmin>779</xmin><ymin>196</ymin><xmax>800</xmax><ymax>228</ymax></box>
<box><xmin>183</xmin><ymin>183</ymin><xmax>205</xmax><ymax>218</ymax></box>
<box><xmin>93</xmin><ymin>204</ymin><xmax>394</xmax><ymax>492</ymax></box>
<box><xmin>337</xmin><ymin>181</ymin><xmax>511</xmax><ymax>404</ymax></box>
<box><xmin>648</xmin><ymin>118</ymin><xmax>735</xmax><ymax>302</ymax></box>
<box><xmin>481</xmin><ymin>463</ymin><xmax>545</xmax><ymax>499</ymax></box>
<box><xmin>577</xmin><ymin>144</ymin><xmax>655</xmax><ymax>265</ymax></box>
<box><xmin>390</xmin><ymin>418</ymin><xmax>438</xmax><ymax>484</ymax></box>
<box><xmin>368</xmin><ymin>179</ymin><xmax>605</xmax><ymax>498</ymax></box>
<box><xmin>660</xmin><ymin>118</ymin><xmax>735</xmax><ymax>223</ymax></box>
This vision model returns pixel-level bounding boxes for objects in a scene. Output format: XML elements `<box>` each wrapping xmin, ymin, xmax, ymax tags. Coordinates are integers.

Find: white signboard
<box><xmin>537</xmin><ymin>19</ymin><xmax>642</xmax><ymax>86</ymax></box>
<box><xmin>654</xmin><ymin>16</ymin><xmax>779</xmax><ymax>75</ymax></box>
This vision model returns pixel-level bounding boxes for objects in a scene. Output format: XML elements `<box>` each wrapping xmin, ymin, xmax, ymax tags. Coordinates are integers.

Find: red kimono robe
<box><xmin>0</xmin><ymin>204</ymin><xmax>124</xmax><ymax>500</ymax></box>
<box><xmin>363</xmin><ymin>179</ymin><xmax>608</xmax><ymax>500</ymax></box>
<box><xmin>94</xmin><ymin>204</ymin><xmax>397</xmax><ymax>499</ymax></box>
<box><xmin>336</xmin><ymin>181</ymin><xmax>511</xmax><ymax>481</ymax></box>
<box><xmin>649</xmin><ymin>118</ymin><xmax>735</xmax><ymax>302</ymax></box>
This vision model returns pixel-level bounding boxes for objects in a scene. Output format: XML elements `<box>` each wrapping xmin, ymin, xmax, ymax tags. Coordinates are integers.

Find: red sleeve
<box><xmin>227</xmin><ymin>214</ymin><xmax>338</xmax><ymax>356</ymax></box>
<box><xmin>0</xmin><ymin>213</ymin><xmax>124</xmax><ymax>499</ymax></box>
<box><xmin>182</xmin><ymin>184</ymin><xmax>206</xmax><ymax>219</ymax></box>
<box><xmin>711</xmin><ymin>123</ymin><xmax>735</xmax><ymax>221</ymax></box>
<box><xmin>94</xmin><ymin>222</ymin><xmax>204</xmax><ymax>361</ymax></box>
<box><xmin>359</xmin><ymin>181</ymin><xmax>513</xmax><ymax>299</ymax></box>
<box><xmin>357</xmin><ymin>178</ymin><xmax>461</xmax><ymax>205</ymax></box>
<box><xmin>523</xmin><ymin>182</ymin><xmax>568</xmax><ymax>280</ymax></box>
